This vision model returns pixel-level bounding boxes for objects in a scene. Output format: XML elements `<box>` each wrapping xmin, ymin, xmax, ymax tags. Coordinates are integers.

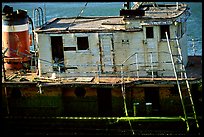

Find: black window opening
<box><xmin>74</xmin><ymin>87</ymin><xmax>86</xmax><ymax>98</ymax></box>
<box><xmin>97</xmin><ymin>88</ymin><xmax>112</xmax><ymax>116</ymax></box>
<box><xmin>51</xmin><ymin>36</ymin><xmax>65</xmax><ymax>72</ymax></box>
<box><xmin>64</xmin><ymin>47</ymin><xmax>76</xmax><ymax>51</ymax></box>
<box><xmin>146</xmin><ymin>27</ymin><xmax>154</xmax><ymax>38</ymax></box>
<box><xmin>10</xmin><ymin>88</ymin><xmax>21</xmax><ymax>98</ymax></box>
<box><xmin>144</xmin><ymin>88</ymin><xmax>160</xmax><ymax>115</ymax></box>
<box><xmin>160</xmin><ymin>25</ymin><xmax>170</xmax><ymax>39</ymax></box>
<box><xmin>77</xmin><ymin>37</ymin><xmax>89</xmax><ymax>50</ymax></box>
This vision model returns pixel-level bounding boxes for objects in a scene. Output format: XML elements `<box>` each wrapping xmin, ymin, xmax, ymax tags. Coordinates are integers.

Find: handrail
<box><xmin>121</xmin><ymin>51</ymin><xmax>171</xmax><ymax>65</ymax></box>
<box><xmin>4</xmin><ymin>46</ymin><xmax>182</xmax><ymax>79</ymax></box>
<box><xmin>33</xmin><ymin>7</ymin><xmax>44</xmax><ymax>28</ymax></box>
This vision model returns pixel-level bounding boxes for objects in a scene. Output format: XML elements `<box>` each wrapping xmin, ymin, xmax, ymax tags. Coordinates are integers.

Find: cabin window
<box><xmin>77</xmin><ymin>37</ymin><xmax>89</xmax><ymax>50</ymax></box>
<box><xmin>160</xmin><ymin>25</ymin><xmax>170</xmax><ymax>39</ymax></box>
<box><xmin>146</xmin><ymin>27</ymin><xmax>154</xmax><ymax>38</ymax></box>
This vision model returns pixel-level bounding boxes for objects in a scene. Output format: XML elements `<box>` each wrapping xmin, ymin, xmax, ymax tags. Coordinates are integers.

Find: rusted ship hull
<box><xmin>2</xmin><ymin>56</ymin><xmax>202</xmax><ymax>117</ymax></box>
<box><xmin>1</xmin><ymin>3</ymin><xmax>202</xmax><ymax>135</ymax></box>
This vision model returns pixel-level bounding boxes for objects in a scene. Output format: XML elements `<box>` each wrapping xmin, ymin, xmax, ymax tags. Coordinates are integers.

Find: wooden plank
<box><xmin>75</xmin><ymin>77</ymin><xmax>94</xmax><ymax>82</ymax></box>
<box><xmin>98</xmin><ymin>77</ymin><xmax>121</xmax><ymax>83</ymax></box>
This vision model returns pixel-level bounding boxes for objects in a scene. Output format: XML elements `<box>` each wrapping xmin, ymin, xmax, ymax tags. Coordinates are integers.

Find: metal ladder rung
<box><xmin>172</xmin><ymin>54</ymin><xmax>180</xmax><ymax>56</ymax></box>
<box><xmin>185</xmin><ymin>104</ymin><xmax>195</xmax><ymax>107</ymax></box>
<box><xmin>187</xmin><ymin>112</ymin><xmax>195</xmax><ymax>116</ymax></box>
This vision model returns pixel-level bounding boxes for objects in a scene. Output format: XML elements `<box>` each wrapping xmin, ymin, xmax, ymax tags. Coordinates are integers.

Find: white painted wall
<box><xmin>36</xmin><ymin>21</ymin><xmax>188</xmax><ymax>78</ymax></box>
<box><xmin>37</xmin><ymin>34</ymin><xmax>53</xmax><ymax>76</ymax></box>
<box><xmin>64</xmin><ymin>33</ymin><xmax>100</xmax><ymax>75</ymax></box>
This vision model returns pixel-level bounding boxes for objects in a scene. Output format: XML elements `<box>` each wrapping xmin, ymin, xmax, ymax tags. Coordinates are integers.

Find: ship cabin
<box><xmin>34</xmin><ymin>3</ymin><xmax>191</xmax><ymax>79</ymax></box>
<box><xmin>2</xmin><ymin>3</ymin><xmax>202</xmax><ymax>132</ymax></box>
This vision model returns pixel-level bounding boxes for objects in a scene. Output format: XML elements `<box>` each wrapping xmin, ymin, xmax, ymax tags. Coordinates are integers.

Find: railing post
<box><xmin>97</xmin><ymin>64</ymin><xmax>100</xmax><ymax>83</ymax></box>
<box><xmin>121</xmin><ymin>64</ymin><xmax>124</xmax><ymax>82</ymax></box>
<box><xmin>135</xmin><ymin>53</ymin><xmax>139</xmax><ymax>78</ymax></box>
<box><xmin>192</xmin><ymin>38</ymin><xmax>196</xmax><ymax>56</ymax></box>
<box><xmin>150</xmin><ymin>52</ymin><xmax>154</xmax><ymax>79</ymax></box>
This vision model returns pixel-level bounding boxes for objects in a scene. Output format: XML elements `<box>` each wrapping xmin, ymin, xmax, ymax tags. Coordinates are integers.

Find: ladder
<box><xmin>165</xmin><ymin>32</ymin><xmax>199</xmax><ymax>132</ymax></box>
<box><xmin>33</xmin><ymin>7</ymin><xmax>44</xmax><ymax>28</ymax></box>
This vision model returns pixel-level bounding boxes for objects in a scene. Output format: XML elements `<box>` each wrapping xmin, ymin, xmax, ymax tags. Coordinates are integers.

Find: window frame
<box><xmin>160</xmin><ymin>25</ymin><xmax>170</xmax><ymax>40</ymax></box>
<box><xmin>76</xmin><ymin>36</ymin><xmax>89</xmax><ymax>51</ymax></box>
<box><xmin>146</xmin><ymin>27</ymin><xmax>154</xmax><ymax>39</ymax></box>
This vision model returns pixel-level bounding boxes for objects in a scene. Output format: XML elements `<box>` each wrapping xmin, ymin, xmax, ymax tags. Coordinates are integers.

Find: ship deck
<box><xmin>35</xmin><ymin>3</ymin><xmax>188</xmax><ymax>33</ymax></box>
<box><xmin>2</xmin><ymin>56</ymin><xmax>202</xmax><ymax>88</ymax></box>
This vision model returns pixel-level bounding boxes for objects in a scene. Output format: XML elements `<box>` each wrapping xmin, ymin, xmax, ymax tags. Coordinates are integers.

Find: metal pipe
<box><xmin>44</xmin><ymin>3</ymin><xmax>46</xmax><ymax>23</ymax></box>
<box><xmin>135</xmin><ymin>53</ymin><xmax>139</xmax><ymax>78</ymax></box>
<box><xmin>150</xmin><ymin>52</ymin><xmax>154</xmax><ymax>79</ymax></box>
<box><xmin>33</xmin><ymin>8</ymin><xmax>39</xmax><ymax>27</ymax></box>
<box><xmin>3</xmin><ymin>116</ymin><xmax>186</xmax><ymax>122</ymax></box>
<box><xmin>37</xmin><ymin>7</ymin><xmax>44</xmax><ymax>25</ymax></box>
<box><xmin>28</xmin><ymin>16</ymin><xmax>37</xmax><ymax>68</ymax></box>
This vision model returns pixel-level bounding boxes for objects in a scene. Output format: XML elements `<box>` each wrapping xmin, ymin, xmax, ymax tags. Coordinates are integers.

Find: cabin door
<box><xmin>99</xmin><ymin>33</ymin><xmax>115</xmax><ymax>73</ymax></box>
<box><xmin>51</xmin><ymin>36</ymin><xmax>65</xmax><ymax>72</ymax></box>
<box><xmin>145</xmin><ymin>27</ymin><xmax>158</xmax><ymax>67</ymax></box>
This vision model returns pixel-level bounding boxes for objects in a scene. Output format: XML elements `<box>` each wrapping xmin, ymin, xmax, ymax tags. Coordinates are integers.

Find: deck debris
<box><xmin>75</xmin><ymin>77</ymin><xmax>94</xmax><ymax>82</ymax></box>
<box><xmin>7</xmin><ymin>74</ymin><xmax>18</xmax><ymax>81</ymax></box>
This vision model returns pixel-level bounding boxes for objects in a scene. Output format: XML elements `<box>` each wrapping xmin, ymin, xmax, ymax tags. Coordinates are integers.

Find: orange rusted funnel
<box><xmin>2</xmin><ymin>5</ymin><xmax>31</xmax><ymax>70</ymax></box>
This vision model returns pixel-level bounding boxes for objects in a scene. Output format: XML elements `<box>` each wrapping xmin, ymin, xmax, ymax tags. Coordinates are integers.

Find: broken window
<box><xmin>160</xmin><ymin>25</ymin><xmax>170</xmax><ymax>39</ymax></box>
<box><xmin>146</xmin><ymin>27</ymin><xmax>154</xmax><ymax>38</ymax></box>
<box><xmin>77</xmin><ymin>37</ymin><xmax>89</xmax><ymax>50</ymax></box>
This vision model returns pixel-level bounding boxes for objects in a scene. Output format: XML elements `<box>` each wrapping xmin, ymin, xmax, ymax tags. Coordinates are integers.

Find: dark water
<box><xmin>2</xmin><ymin>2</ymin><xmax>202</xmax><ymax>55</ymax></box>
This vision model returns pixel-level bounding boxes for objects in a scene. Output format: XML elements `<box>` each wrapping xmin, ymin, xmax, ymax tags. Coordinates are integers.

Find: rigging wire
<box><xmin>2</xmin><ymin>47</ymin><xmax>63</xmax><ymax>68</ymax></box>
<box><xmin>66</xmin><ymin>2</ymin><xmax>88</xmax><ymax>31</ymax></box>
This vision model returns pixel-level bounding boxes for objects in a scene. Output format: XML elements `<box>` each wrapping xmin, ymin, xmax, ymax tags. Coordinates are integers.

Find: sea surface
<box><xmin>2</xmin><ymin>2</ymin><xmax>202</xmax><ymax>56</ymax></box>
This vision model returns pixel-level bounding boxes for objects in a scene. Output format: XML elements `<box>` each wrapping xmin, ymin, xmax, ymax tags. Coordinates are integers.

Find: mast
<box><xmin>124</xmin><ymin>2</ymin><xmax>131</xmax><ymax>10</ymax></box>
